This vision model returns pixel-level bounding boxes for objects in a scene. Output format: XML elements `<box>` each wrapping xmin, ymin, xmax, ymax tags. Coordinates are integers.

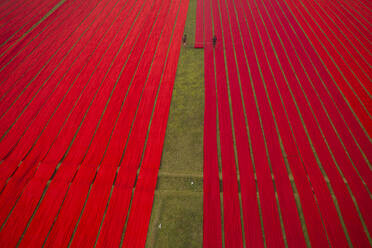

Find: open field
<box><xmin>0</xmin><ymin>0</ymin><xmax>371</xmax><ymax>247</ymax></box>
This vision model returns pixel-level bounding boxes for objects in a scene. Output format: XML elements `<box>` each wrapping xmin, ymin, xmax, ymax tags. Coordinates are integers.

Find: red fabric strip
<box><xmin>194</xmin><ymin>0</ymin><xmax>204</xmax><ymax>47</ymax></box>
<box><xmin>202</xmin><ymin>0</ymin><xmax>223</xmax><ymax>245</ymax></box>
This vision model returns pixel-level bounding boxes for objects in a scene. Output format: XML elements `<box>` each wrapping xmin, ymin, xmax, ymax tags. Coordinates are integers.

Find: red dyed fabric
<box><xmin>0</xmin><ymin>0</ymin><xmax>371</xmax><ymax>246</ymax></box>
<box><xmin>0</xmin><ymin>0</ymin><xmax>66</xmax><ymax>55</ymax></box>
<box><xmin>0</xmin><ymin>0</ymin><xmax>188</xmax><ymax>246</ymax></box>
<box><xmin>198</xmin><ymin>0</ymin><xmax>372</xmax><ymax>246</ymax></box>
<box><xmin>43</xmin><ymin>0</ymin><xmax>168</xmax><ymax>246</ymax></box>
<box><xmin>121</xmin><ymin>0</ymin><xmax>189</xmax><ymax>246</ymax></box>
<box><xmin>202</xmin><ymin>0</ymin><xmax>223</xmax><ymax>245</ymax></box>
<box><xmin>2</xmin><ymin>0</ymin><xmax>137</xmax><ymax>245</ymax></box>
<box><xmin>194</xmin><ymin>0</ymin><xmax>203</xmax><ymax>48</ymax></box>
<box><xmin>70</xmin><ymin>0</ymin><xmax>177</xmax><ymax>246</ymax></box>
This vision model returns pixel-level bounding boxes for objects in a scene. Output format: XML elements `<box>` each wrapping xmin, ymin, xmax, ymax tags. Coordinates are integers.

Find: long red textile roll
<box><xmin>194</xmin><ymin>0</ymin><xmax>203</xmax><ymax>47</ymax></box>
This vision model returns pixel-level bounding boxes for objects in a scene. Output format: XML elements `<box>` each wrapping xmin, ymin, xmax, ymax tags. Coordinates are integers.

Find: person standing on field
<box><xmin>212</xmin><ymin>35</ymin><xmax>217</xmax><ymax>48</ymax></box>
<box><xmin>182</xmin><ymin>34</ymin><xmax>187</xmax><ymax>46</ymax></box>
